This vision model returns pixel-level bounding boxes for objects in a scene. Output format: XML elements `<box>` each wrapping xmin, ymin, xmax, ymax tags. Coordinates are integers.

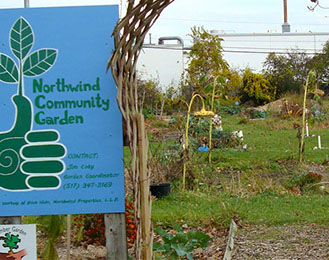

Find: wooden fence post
<box><xmin>105</xmin><ymin>213</ymin><xmax>128</xmax><ymax>260</ymax></box>
<box><xmin>137</xmin><ymin>113</ymin><xmax>152</xmax><ymax>260</ymax></box>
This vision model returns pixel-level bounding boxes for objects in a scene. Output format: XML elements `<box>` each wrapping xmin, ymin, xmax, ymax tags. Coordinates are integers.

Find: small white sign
<box><xmin>0</xmin><ymin>224</ymin><xmax>36</xmax><ymax>260</ymax></box>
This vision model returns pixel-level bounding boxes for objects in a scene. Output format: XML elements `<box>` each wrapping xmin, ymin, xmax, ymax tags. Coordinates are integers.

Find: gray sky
<box><xmin>1</xmin><ymin>0</ymin><xmax>329</xmax><ymax>44</ymax></box>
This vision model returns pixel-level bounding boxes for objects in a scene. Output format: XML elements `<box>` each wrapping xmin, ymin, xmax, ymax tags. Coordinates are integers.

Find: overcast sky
<box><xmin>1</xmin><ymin>0</ymin><xmax>329</xmax><ymax>44</ymax></box>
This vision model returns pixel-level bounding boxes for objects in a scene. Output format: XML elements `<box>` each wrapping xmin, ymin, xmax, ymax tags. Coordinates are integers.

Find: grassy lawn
<box><xmin>147</xmin><ymin>108</ymin><xmax>329</xmax><ymax>229</ymax></box>
<box><xmin>152</xmin><ymin>191</ymin><xmax>329</xmax><ymax>227</ymax></box>
<box><xmin>217</xmin><ymin>115</ymin><xmax>329</xmax><ymax>165</ymax></box>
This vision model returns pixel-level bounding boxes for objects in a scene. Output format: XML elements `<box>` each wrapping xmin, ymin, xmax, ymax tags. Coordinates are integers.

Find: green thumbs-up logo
<box><xmin>0</xmin><ymin>17</ymin><xmax>66</xmax><ymax>191</ymax></box>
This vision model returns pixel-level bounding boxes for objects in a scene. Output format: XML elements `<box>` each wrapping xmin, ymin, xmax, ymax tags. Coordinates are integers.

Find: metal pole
<box><xmin>24</xmin><ymin>0</ymin><xmax>30</xmax><ymax>8</ymax></box>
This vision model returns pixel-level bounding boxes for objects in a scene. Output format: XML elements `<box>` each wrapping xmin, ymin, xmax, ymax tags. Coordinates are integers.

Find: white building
<box><xmin>213</xmin><ymin>31</ymin><xmax>329</xmax><ymax>71</ymax></box>
<box><xmin>137</xmin><ymin>37</ymin><xmax>185</xmax><ymax>91</ymax></box>
<box><xmin>137</xmin><ymin>32</ymin><xmax>329</xmax><ymax>90</ymax></box>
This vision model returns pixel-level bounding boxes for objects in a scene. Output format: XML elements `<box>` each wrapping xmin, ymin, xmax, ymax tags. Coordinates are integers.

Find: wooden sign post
<box><xmin>105</xmin><ymin>213</ymin><xmax>128</xmax><ymax>260</ymax></box>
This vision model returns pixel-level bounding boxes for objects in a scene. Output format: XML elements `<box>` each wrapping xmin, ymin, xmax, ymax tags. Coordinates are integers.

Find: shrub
<box><xmin>218</xmin><ymin>105</ymin><xmax>241</xmax><ymax>115</ymax></box>
<box><xmin>241</xmin><ymin>68</ymin><xmax>277</xmax><ymax>105</ymax></box>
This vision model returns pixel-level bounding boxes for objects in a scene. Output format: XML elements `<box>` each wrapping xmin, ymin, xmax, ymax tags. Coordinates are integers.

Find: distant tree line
<box><xmin>137</xmin><ymin>26</ymin><xmax>329</xmax><ymax>114</ymax></box>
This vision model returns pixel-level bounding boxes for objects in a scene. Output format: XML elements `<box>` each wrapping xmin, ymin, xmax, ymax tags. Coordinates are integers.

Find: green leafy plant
<box><xmin>183</xmin><ymin>27</ymin><xmax>229</xmax><ymax>101</ymax></box>
<box><xmin>0</xmin><ymin>233</ymin><xmax>21</xmax><ymax>254</ymax></box>
<box><xmin>219</xmin><ymin>105</ymin><xmax>241</xmax><ymax>115</ymax></box>
<box><xmin>153</xmin><ymin>225</ymin><xmax>212</xmax><ymax>260</ymax></box>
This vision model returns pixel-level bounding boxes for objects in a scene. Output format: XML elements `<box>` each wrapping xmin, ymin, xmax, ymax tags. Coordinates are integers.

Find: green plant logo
<box><xmin>0</xmin><ymin>233</ymin><xmax>21</xmax><ymax>254</ymax></box>
<box><xmin>0</xmin><ymin>17</ymin><xmax>66</xmax><ymax>191</ymax></box>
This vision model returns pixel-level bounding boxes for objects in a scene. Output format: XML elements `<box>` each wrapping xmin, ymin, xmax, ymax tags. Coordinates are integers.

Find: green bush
<box><xmin>241</xmin><ymin>68</ymin><xmax>277</xmax><ymax>105</ymax></box>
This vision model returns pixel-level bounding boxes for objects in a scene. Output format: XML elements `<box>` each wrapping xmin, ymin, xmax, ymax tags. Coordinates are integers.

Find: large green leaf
<box><xmin>171</xmin><ymin>244</ymin><xmax>188</xmax><ymax>256</ymax></box>
<box><xmin>23</xmin><ymin>49</ymin><xmax>57</xmax><ymax>77</ymax></box>
<box><xmin>10</xmin><ymin>17</ymin><xmax>34</xmax><ymax>60</ymax></box>
<box><xmin>0</xmin><ymin>54</ymin><xmax>19</xmax><ymax>83</ymax></box>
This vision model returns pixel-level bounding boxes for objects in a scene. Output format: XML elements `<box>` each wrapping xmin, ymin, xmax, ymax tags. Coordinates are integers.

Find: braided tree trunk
<box><xmin>108</xmin><ymin>1</ymin><xmax>175</xmax><ymax>258</ymax></box>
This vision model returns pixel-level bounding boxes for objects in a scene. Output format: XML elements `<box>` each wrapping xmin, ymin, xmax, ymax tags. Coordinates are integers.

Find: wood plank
<box><xmin>223</xmin><ymin>220</ymin><xmax>238</xmax><ymax>260</ymax></box>
<box><xmin>105</xmin><ymin>213</ymin><xmax>128</xmax><ymax>260</ymax></box>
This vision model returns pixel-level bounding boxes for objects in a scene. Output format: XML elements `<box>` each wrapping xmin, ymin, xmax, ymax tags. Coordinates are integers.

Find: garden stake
<box><xmin>183</xmin><ymin>94</ymin><xmax>213</xmax><ymax>191</ymax></box>
<box><xmin>306</xmin><ymin>121</ymin><xmax>309</xmax><ymax>137</ymax></box>
<box><xmin>208</xmin><ymin>78</ymin><xmax>216</xmax><ymax>163</ymax></box>
<box><xmin>300</xmin><ymin>75</ymin><xmax>308</xmax><ymax>162</ymax></box>
<box><xmin>223</xmin><ymin>220</ymin><xmax>237</xmax><ymax>260</ymax></box>
<box><xmin>299</xmin><ymin>70</ymin><xmax>316</xmax><ymax>162</ymax></box>
<box><xmin>208</xmin><ymin>76</ymin><xmax>225</xmax><ymax>163</ymax></box>
<box><xmin>318</xmin><ymin>135</ymin><xmax>322</xmax><ymax>149</ymax></box>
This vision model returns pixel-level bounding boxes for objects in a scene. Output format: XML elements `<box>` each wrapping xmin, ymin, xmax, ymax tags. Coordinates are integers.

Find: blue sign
<box><xmin>0</xmin><ymin>5</ymin><xmax>124</xmax><ymax>216</ymax></box>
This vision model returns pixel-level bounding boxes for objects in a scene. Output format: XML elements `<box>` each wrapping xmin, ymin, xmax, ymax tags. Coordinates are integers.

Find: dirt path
<box><xmin>233</xmin><ymin>224</ymin><xmax>329</xmax><ymax>260</ymax></box>
<box><xmin>56</xmin><ymin>224</ymin><xmax>329</xmax><ymax>259</ymax></box>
